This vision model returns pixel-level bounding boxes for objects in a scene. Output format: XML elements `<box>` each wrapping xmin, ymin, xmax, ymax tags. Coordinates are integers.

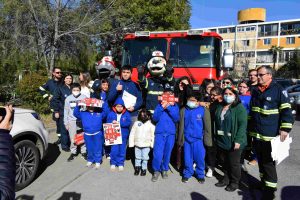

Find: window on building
<box><xmin>281</xmin><ymin>22</ymin><xmax>300</xmax><ymax>35</ymax></box>
<box><xmin>258</xmin><ymin>24</ymin><xmax>278</xmax><ymax>37</ymax></box>
<box><xmin>242</xmin><ymin>40</ymin><xmax>250</xmax><ymax>47</ymax></box>
<box><xmin>219</xmin><ymin>28</ymin><xmax>228</xmax><ymax>34</ymax></box>
<box><xmin>209</xmin><ymin>29</ymin><xmax>217</xmax><ymax>32</ymax></box>
<box><xmin>286</xmin><ymin>37</ymin><xmax>295</xmax><ymax>44</ymax></box>
<box><xmin>223</xmin><ymin>41</ymin><xmax>230</xmax><ymax>49</ymax></box>
<box><xmin>263</xmin><ymin>38</ymin><xmax>271</xmax><ymax>45</ymax></box>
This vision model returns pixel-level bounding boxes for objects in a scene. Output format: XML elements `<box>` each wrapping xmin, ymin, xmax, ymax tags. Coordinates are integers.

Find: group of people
<box><xmin>39</xmin><ymin>64</ymin><xmax>294</xmax><ymax>199</ymax></box>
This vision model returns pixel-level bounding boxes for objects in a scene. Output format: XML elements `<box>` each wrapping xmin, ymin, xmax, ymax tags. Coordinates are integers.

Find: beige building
<box><xmin>195</xmin><ymin>8</ymin><xmax>300</xmax><ymax>75</ymax></box>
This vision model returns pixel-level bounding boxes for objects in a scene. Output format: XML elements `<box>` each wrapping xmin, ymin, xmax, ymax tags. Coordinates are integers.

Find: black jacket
<box><xmin>0</xmin><ymin>129</ymin><xmax>15</xmax><ymax>200</ymax></box>
<box><xmin>51</xmin><ymin>84</ymin><xmax>71</xmax><ymax>115</ymax></box>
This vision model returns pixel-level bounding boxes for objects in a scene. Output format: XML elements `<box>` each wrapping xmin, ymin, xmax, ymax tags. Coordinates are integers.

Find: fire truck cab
<box><xmin>121</xmin><ymin>30</ymin><xmax>234</xmax><ymax>85</ymax></box>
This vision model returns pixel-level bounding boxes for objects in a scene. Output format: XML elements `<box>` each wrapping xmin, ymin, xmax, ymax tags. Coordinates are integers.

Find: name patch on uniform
<box><xmin>217</xmin><ymin>130</ymin><xmax>224</xmax><ymax>135</ymax></box>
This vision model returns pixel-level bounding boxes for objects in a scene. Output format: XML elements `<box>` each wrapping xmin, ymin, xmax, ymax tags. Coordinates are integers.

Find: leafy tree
<box><xmin>269</xmin><ymin>45</ymin><xmax>283</xmax><ymax>69</ymax></box>
<box><xmin>276</xmin><ymin>49</ymin><xmax>300</xmax><ymax>78</ymax></box>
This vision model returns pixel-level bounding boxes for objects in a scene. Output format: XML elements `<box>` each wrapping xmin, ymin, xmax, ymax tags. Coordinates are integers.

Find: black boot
<box><xmin>134</xmin><ymin>166</ymin><xmax>141</xmax><ymax>176</ymax></box>
<box><xmin>140</xmin><ymin>169</ymin><xmax>147</xmax><ymax>176</ymax></box>
<box><xmin>151</xmin><ymin>172</ymin><xmax>160</xmax><ymax>182</ymax></box>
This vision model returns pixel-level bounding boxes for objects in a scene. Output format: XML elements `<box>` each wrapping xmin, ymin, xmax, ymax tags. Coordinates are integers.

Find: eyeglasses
<box><xmin>55</xmin><ymin>72</ymin><xmax>62</xmax><ymax>74</ymax></box>
<box><xmin>257</xmin><ymin>73</ymin><xmax>269</xmax><ymax>77</ymax></box>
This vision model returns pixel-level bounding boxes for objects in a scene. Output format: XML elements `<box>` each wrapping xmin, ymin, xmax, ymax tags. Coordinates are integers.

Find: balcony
<box><xmin>280</xmin><ymin>28</ymin><xmax>300</xmax><ymax>36</ymax></box>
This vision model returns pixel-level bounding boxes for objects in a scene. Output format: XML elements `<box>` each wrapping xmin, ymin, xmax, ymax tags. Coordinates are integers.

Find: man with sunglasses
<box><xmin>249</xmin><ymin>65</ymin><xmax>294</xmax><ymax>199</ymax></box>
<box><xmin>39</xmin><ymin>67</ymin><xmax>63</xmax><ymax>144</ymax></box>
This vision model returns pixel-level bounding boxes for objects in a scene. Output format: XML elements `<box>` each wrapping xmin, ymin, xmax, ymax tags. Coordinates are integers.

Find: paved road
<box><xmin>16</xmin><ymin>121</ymin><xmax>300</xmax><ymax>200</ymax></box>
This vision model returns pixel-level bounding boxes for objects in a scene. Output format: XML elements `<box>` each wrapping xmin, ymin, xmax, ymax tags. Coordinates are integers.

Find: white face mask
<box><xmin>223</xmin><ymin>95</ymin><xmax>235</xmax><ymax>104</ymax></box>
<box><xmin>187</xmin><ymin>101</ymin><xmax>198</xmax><ymax>108</ymax></box>
<box><xmin>72</xmin><ymin>91</ymin><xmax>80</xmax><ymax>97</ymax></box>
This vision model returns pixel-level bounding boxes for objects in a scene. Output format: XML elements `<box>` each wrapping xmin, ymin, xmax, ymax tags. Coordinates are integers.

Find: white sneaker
<box><xmin>86</xmin><ymin>162</ymin><xmax>93</xmax><ymax>167</ymax></box>
<box><xmin>110</xmin><ymin>165</ymin><xmax>116</xmax><ymax>171</ymax></box>
<box><xmin>95</xmin><ymin>163</ymin><xmax>101</xmax><ymax>169</ymax></box>
<box><xmin>107</xmin><ymin>156</ymin><xmax>111</xmax><ymax>160</ymax></box>
<box><xmin>206</xmin><ymin>168</ymin><xmax>213</xmax><ymax>178</ymax></box>
<box><xmin>118</xmin><ymin>166</ymin><xmax>124</xmax><ymax>171</ymax></box>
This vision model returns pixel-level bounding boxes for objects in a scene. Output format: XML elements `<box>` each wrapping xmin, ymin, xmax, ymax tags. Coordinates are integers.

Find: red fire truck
<box><xmin>121</xmin><ymin>30</ymin><xmax>234</xmax><ymax>84</ymax></box>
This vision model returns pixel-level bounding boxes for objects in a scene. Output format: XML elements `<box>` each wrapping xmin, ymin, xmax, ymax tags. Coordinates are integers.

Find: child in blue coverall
<box><xmin>106</xmin><ymin>97</ymin><xmax>131</xmax><ymax>171</ymax></box>
<box><xmin>181</xmin><ymin>91</ymin><xmax>210</xmax><ymax>184</ymax></box>
<box><xmin>151</xmin><ymin>91</ymin><xmax>180</xmax><ymax>182</ymax></box>
<box><xmin>73</xmin><ymin>101</ymin><xmax>109</xmax><ymax>169</ymax></box>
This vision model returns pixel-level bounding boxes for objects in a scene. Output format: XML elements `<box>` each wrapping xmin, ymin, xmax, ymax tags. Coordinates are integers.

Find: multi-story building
<box><xmin>194</xmin><ymin>8</ymin><xmax>300</xmax><ymax>75</ymax></box>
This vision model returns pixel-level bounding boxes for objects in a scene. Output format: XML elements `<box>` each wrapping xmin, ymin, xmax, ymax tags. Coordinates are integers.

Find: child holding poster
<box><xmin>106</xmin><ymin>97</ymin><xmax>131</xmax><ymax>171</ymax></box>
<box><xmin>129</xmin><ymin>109</ymin><xmax>155</xmax><ymax>176</ymax></box>
<box><xmin>73</xmin><ymin>98</ymin><xmax>109</xmax><ymax>169</ymax></box>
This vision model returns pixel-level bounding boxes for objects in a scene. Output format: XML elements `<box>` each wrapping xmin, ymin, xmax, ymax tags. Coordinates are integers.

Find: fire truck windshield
<box><xmin>122</xmin><ymin>39</ymin><xmax>167</xmax><ymax>67</ymax></box>
<box><xmin>169</xmin><ymin>37</ymin><xmax>221</xmax><ymax>68</ymax></box>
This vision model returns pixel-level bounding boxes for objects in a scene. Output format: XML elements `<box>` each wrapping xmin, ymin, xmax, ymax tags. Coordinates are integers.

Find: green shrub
<box><xmin>16</xmin><ymin>72</ymin><xmax>51</xmax><ymax>114</ymax></box>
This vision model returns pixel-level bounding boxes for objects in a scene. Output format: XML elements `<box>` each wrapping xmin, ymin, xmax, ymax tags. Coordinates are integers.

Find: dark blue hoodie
<box><xmin>107</xmin><ymin>79</ymin><xmax>142</xmax><ymax>116</ymax></box>
<box><xmin>106</xmin><ymin>98</ymin><xmax>132</xmax><ymax>137</ymax></box>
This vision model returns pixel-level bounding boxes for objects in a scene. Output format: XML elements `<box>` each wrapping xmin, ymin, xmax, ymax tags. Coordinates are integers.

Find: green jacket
<box><xmin>214</xmin><ymin>103</ymin><xmax>248</xmax><ymax>150</ymax></box>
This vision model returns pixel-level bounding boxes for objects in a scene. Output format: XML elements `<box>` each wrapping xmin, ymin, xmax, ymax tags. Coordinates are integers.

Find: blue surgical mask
<box><xmin>223</xmin><ymin>95</ymin><xmax>235</xmax><ymax>104</ymax></box>
<box><xmin>187</xmin><ymin>101</ymin><xmax>198</xmax><ymax>108</ymax></box>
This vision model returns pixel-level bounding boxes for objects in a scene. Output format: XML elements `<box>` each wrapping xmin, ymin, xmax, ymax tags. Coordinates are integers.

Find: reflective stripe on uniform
<box><xmin>145</xmin><ymin>79</ymin><xmax>149</xmax><ymax>89</ymax></box>
<box><xmin>279</xmin><ymin>103</ymin><xmax>291</xmax><ymax>110</ymax></box>
<box><xmin>265</xmin><ymin>181</ymin><xmax>277</xmax><ymax>188</ymax></box>
<box><xmin>249</xmin><ymin>132</ymin><xmax>275</xmax><ymax>141</ymax></box>
<box><xmin>43</xmin><ymin>94</ymin><xmax>49</xmax><ymax>98</ymax></box>
<box><xmin>148</xmin><ymin>91</ymin><xmax>164</xmax><ymax>95</ymax></box>
<box><xmin>251</xmin><ymin>107</ymin><xmax>279</xmax><ymax>115</ymax></box>
<box><xmin>39</xmin><ymin>86</ymin><xmax>46</xmax><ymax>91</ymax></box>
<box><xmin>280</xmin><ymin>122</ymin><xmax>293</xmax><ymax>129</ymax></box>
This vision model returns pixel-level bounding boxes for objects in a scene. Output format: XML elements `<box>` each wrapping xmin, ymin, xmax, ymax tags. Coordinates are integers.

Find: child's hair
<box><xmin>210</xmin><ymin>86</ymin><xmax>222</xmax><ymax>95</ymax></box>
<box><xmin>121</xmin><ymin>65</ymin><xmax>133</xmax><ymax>72</ymax></box>
<box><xmin>137</xmin><ymin>108</ymin><xmax>152</xmax><ymax>121</ymax></box>
<box><xmin>70</xmin><ymin>83</ymin><xmax>81</xmax><ymax>91</ymax></box>
<box><xmin>100</xmin><ymin>78</ymin><xmax>110</xmax><ymax>90</ymax></box>
<box><xmin>187</xmin><ymin>90</ymin><xmax>202</xmax><ymax>102</ymax></box>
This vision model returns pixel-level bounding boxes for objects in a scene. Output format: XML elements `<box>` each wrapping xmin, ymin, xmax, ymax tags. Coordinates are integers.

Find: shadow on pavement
<box><xmin>36</xmin><ymin>143</ymin><xmax>61</xmax><ymax>179</ymax></box>
<box><xmin>281</xmin><ymin>186</ymin><xmax>300</xmax><ymax>200</ymax></box>
<box><xmin>57</xmin><ymin>192</ymin><xmax>81</xmax><ymax>200</ymax></box>
<box><xmin>15</xmin><ymin>195</ymin><xmax>34</xmax><ymax>200</ymax></box>
<box><xmin>190</xmin><ymin>192</ymin><xmax>208</xmax><ymax>200</ymax></box>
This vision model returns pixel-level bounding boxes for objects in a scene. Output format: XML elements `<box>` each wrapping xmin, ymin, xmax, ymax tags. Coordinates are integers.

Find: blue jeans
<box><xmin>135</xmin><ymin>147</ymin><xmax>150</xmax><ymax>170</ymax></box>
<box><xmin>59</xmin><ymin>116</ymin><xmax>70</xmax><ymax>149</ymax></box>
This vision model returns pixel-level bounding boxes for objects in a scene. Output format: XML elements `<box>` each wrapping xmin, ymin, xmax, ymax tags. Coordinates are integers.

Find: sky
<box><xmin>190</xmin><ymin>0</ymin><xmax>300</xmax><ymax>28</ymax></box>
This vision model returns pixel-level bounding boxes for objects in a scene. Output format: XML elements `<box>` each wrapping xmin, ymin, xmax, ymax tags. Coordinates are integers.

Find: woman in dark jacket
<box><xmin>214</xmin><ymin>87</ymin><xmax>247</xmax><ymax>192</ymax></box>
<box><xmin>51</xmin><ymin>74</ymin><xmax>73</xmax><ymax>151</ymax></box>
<box><xmin>0</xmin><ymin>105</ymin><xmax>15</xmax><ymax>200</ymax></box>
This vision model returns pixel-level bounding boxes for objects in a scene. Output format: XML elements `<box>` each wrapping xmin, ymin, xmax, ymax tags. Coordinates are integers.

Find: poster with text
<box><xmin>103</xmin><ymin>123</ymin><xmax>122</xmax><ymax>145</ymax></box>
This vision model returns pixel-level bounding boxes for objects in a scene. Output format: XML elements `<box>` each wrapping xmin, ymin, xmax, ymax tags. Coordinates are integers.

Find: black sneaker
<box><xmin>215</xmin><ymin>181</ymin><xmax>228</xmax><ymax>187</ymax></box>
<box><xmin>81</xmin><ymin>153</ymin><xmax>87</xmax><ymax>160</ymax></box>
<box><xmin>140</xmin><ymin>169</ymin><xmax>147</xmax><ymax>176</ymax></box>
<box><xmin>67</xmin><ymin>154</ymin><xmax>77</xmax><ymax>162</ymax></box>
<box><xmin>182</xmin><ymin>177</ymin><xmax>189</xmax><ymax>183</ymax></box>
<box><xmin>151</xmin><ymin>172</ymin><xmax>160</xmax><ymax>182</ymax></box>
<box><xmin>161</xmin><ymin>171</ymin><xmax>168</xmax><ymax>179</ymax></box>
<box><xmin>134</xmin><ymin>166</ymin><xmax>141</xmax><ymax>176</ymax></box>
<box><xmin>62</xmin><ymin>148</ymin><xmax>70</xmax><ymax>152</ymax></box>
<box><xmin>225</xmin><ymin>184</ymin><xmax>238</xmax><ymax>192</ymax></box>
<box><xmin>197</xmin><ymin>178</ymin><xmax>205</xmax><ymax>184</ymax></box>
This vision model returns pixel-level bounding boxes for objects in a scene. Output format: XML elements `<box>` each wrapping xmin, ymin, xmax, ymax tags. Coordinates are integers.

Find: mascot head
<box><xmin>147</xmin><ymin>51</ymin><xmax>167</xmax><ymax>76</ymax></box>
<box><xmin>95</xmin><ymin>56</ymin><xmax>116</xmax><ymax>79</ymax></box>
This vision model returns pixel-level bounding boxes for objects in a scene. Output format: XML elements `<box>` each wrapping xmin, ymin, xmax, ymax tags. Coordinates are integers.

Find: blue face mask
<box><xmin>223</xmin><ymin>95</ymin><xmax>235</xmax><ymax>104</ymax></box>
<box><xmin>187</xmin><ymin>101</ymin><xmax>198</xmax><ymax>108</ymax></box>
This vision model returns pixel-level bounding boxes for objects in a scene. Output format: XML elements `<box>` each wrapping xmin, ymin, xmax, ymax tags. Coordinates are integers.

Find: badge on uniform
<box><xmin>282</xmin><ymin>90</ymin><xmax>288</xmax><ymax>98</ymax></box>
<box><xmin>266</xmin><ymin>97</ymin><xmax>272</xmax><ymax>101</ymax></box>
